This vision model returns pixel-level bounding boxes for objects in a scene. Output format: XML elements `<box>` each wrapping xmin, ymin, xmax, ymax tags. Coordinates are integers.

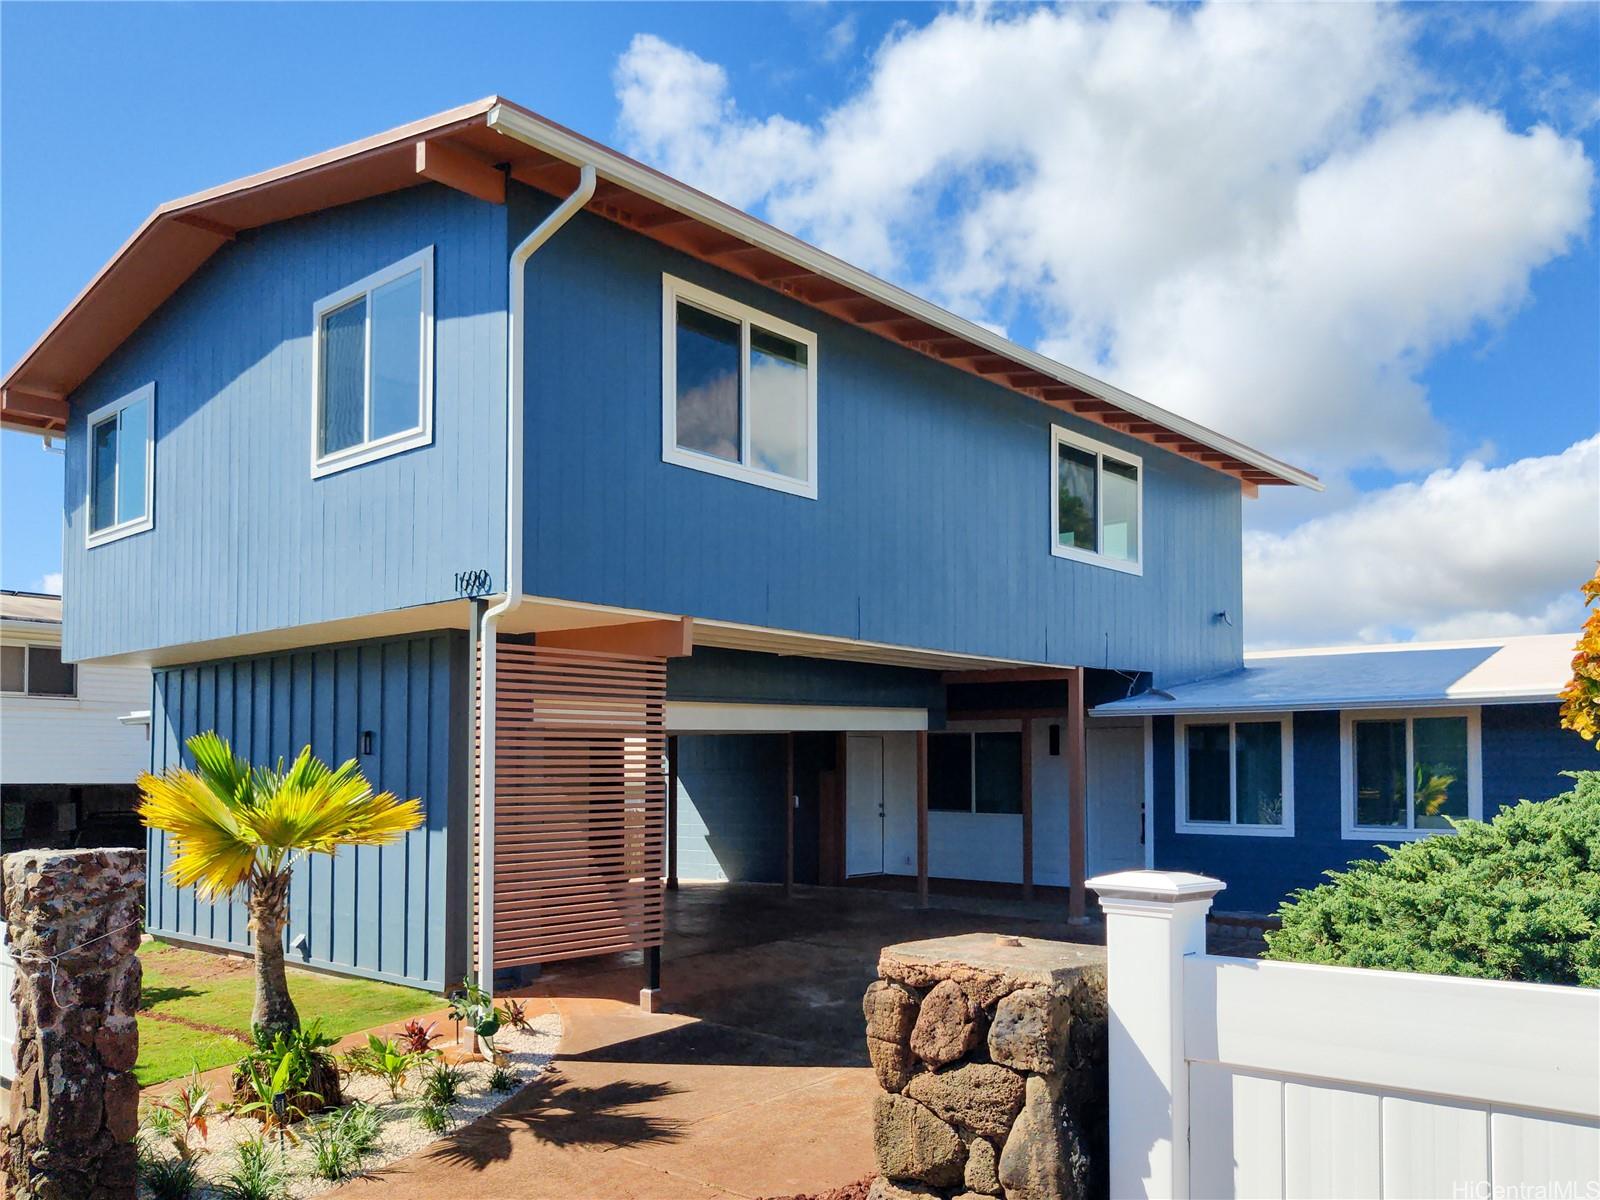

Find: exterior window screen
<box><xmin>1179</xmin><ymin>717</ymin><xmax>1290</xmax><ymax>832</ymax></box>
<box><xmin>928</xmin><ymin>733</ymin><xmax>972</xmax><ymax>812</ymax></box>
<box><xmin>1051</xmin><ymin>426</ymin><xmax>1141</xmax><ymax>572</ymax></box>
<box><xmin>663</xmin><ymin>275</ymin><xmax>818</xmax><ymax>498</ymax></box>
<box><xmin>1350</xmin><ymin>714</ymin><xmax>1473</xmax><ymax>834</ymax></box>
<box><xmin>312</xmin><ymin>247</ymin><xmax>434</xmax><ymax>477</ymax></box>
<box><xmin>86</xmin><ymin>384</ymin><xmax>155</xmax><ymax>546</ymax></box>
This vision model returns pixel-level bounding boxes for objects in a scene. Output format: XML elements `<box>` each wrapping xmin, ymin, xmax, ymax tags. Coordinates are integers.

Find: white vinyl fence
<box><xmin>1088</xmin><ymin>871</ymin><xmax>1600</xmax><ymax>1200</ymax></box>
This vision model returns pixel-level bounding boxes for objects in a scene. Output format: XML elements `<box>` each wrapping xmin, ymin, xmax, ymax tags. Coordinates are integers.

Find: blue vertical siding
<box><xmin>515</xmin><ymin>186</ymin><xmax>1244</xmax><ymax>687</ymax></box>
<box><xmin>1151</xmin><ymin>701</ymin><xmax>1596</xmax><ymax>914</ymax></box>
<box><xmin>62</xmin><ymin>185</ymin><xmax>508</xmax><ymax>663</ymax></box>
<box><xmin>1481</xmin><ymin>703</ymin><xmax>1594</xmax><ymax>813</ymax></box>
<box><xmin>673</xmin><ymin>734</ymin><xmax>788</xmax><ymax>883</ymax></box>
<box><xmin>146</xmin><ymin>631</ymin><xmax>470</xmax><ymax>991</ymax></box>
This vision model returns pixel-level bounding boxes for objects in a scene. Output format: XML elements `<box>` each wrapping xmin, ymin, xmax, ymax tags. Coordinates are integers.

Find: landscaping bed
<box><xmin>138</xmin><ymin>1013</ymin><xmax>560</xmax><ymax>1198</ymax></box>
<box><xmin>137</xmin><ymin>940</ymin><xmax>443</xmax><ymax>1086</ymax></box>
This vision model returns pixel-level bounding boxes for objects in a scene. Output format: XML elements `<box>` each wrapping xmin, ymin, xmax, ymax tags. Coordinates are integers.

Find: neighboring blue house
<box><xmin>8</xmin><ymin>94</ymin><xmax>1441</xmax><ymax>997</ymax></box>
<box><xmin>1091</xmin><ymin>633</ymin><xmax>1591</xmax><ymax>913</ymax></box>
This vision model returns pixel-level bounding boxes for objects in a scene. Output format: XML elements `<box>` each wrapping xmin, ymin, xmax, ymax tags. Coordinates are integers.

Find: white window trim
<box><xmin>310</xmin><ymin>246</ymin><xmax>435</xmax><ymax>479</ymax></box>
<box><xmin>1340</xmin><ymin>707</ymin><xmax>1482</xmax><ymax>841</ymax></box>
<box><xmin>1173</xmin><ymin>712</ymin><xmax>1295</xmax><ymax>837</ymax></box>
<box><xmin>0</xmin><ymin>642</ymin><xmax>79</xmax><ymax>701</ymax></box>
<box><xmin>929</xmin><ymin>723</ymin><xmax>1025</xmax><ymax>817</ymax></box>
<box><xmin>1049</xmin><ymin>424</ymin><xmax>1143</xmax><ymax>575</ymax></box>
<box><xmin>84</xmin><ymin>382</ymin><xmax>156</xmax><ymax>548</ymax></box>
<box><xmin>661</xmin><ymin>274</ymin><xmax>819</xmax><ymax>500</ymax></box>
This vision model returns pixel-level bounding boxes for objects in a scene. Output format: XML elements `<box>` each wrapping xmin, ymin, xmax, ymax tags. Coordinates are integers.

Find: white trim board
<box><xmin>666</xmin><ymin>701</ymin><xmax>927</xmax><ymax>733</ymax></box>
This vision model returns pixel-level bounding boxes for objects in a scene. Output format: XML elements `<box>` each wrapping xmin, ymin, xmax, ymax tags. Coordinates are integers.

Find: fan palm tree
<box><xmin>139</xmin><ymin>732</ymin><xmax>424</xmax><ymax>1035</ymax></box>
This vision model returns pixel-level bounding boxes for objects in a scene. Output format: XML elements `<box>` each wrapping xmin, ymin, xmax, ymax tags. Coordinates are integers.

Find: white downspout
<box><xmin>477</xmin><ymin>162</ymin><xmax>597</xmax><ymax>997</ymax></box>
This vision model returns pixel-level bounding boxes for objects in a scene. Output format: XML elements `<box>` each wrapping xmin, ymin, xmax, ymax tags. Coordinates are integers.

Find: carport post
<box><xmin>1067</xmin><ymin>667</ymin><xmax>1088</xmax><ymax>923</ymax></box>
<box><xmin>1021</xmin><ymin>717</ymin><xmax>1035</xmax><ymax>901</ymax></box>
<box><xmin>784</xmin><ymin>733</ymin><xmax>795</xmax><ymax>897</ymax></box>
<box><xmin>666</xmin><ymin>736</ymin><xmax>679</xmax><ymax>892</ymax></box>
<box><xmin>916</xmin><ymin>729</ymin><xmax>929</xmax><ymax>907</ymax></box>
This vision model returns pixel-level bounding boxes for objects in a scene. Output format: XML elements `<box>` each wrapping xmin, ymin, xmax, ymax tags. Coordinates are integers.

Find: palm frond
<box><xmin>186</xmin><ymin>731</ymin><xmax>253</xmax><ymax>810</ymax></box>
<box><xmin>138</xmin><ymin>769</ymin><xmax>259</xmax><ymax>899</ymax></box>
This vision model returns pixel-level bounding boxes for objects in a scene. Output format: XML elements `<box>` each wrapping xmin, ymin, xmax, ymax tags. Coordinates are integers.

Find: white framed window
<box><xmin>662</xmin><ymin>274</ymin><xmax>818</xmax><ymax>499</ymax></box>
<box><xmin>928</xmin><ymin>728</ymin><xmax>1024</xmax><ymax>815</ymax></box>
<box><xmin>85</xmin><ymin>382</ymin><xmax>155</xmax><ymax>547</ymax></box>
<box><xmin>1051</xmin><ymin>425</ymin><xmax>1142</xmax><ymax>575</ymax></box>
<box><xmin>1174</xmin><ymin>713</ymin><xmax>1294</xmax><ymax>836</ymax></box>
<box><xmin>1</xmin><ymin>643</ymin><xmax>77</xmax><ymax>698</ymax></box>
<box><xmin>311</xmin><ymin>247</ymin><xmax>434</xmax><ymax>478</ymax></box>
<box><xmin>1340</xmin><ymin>708</ymin><xmax>1481</xmax><ymax>840</ymax></box>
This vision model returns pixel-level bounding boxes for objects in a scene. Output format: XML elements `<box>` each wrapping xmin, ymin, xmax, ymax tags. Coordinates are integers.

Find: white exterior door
<box><xmin>846</xmin><ymin>734</ymin><xmax>886</xmax><ymax>876</ymax></box>
<box><xmin>1088</xmin><ymin>724</ymin><xmax>1145</xmax><ymax>874</ymax></box>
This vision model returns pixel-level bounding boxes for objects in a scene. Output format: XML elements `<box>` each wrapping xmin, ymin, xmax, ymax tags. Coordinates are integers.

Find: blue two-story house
<box><xmin>3</xmin><ymin>97</ymin><xmax>1324</xmax><ymax>993</ymax></box>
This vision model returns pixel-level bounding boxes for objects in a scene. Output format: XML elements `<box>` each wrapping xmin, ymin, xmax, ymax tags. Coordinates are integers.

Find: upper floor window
<box><xmin>1175</xmin><ymin>714</ymin><xmax>1293</xmax><ymax>836</ymax></box>
<box><xmin>1341</xmin><ymin>709</ymin><xmax>1481</xmax><ymax>840</ymax></box>
<box><xmin>1051</xmin><ymin>426</ymin><xmax>1141</xmax><ymax>574</ymax></box>
<box><xmin>86</xmin><ymin>383</ymin><xmax>155</xmax><ymax>547</ymax></box>
<box><xmin>662</xmin><ymin>275</ymin><xmax>818</xmax><ymax>499</ymax></box>
<box><xmin>1</xmin><ymin>644</ymin><xmax>76</xmax><ymax>698</ymax></box>
<box><xmin>312</xmin><ymin>247</ymin><xmax>434</xmax><ymax>477</ymax></box>
<box><xmin>928</xmin><ymin>729</ymin><xmax>1023</xmax><ymax>815</ymax></box>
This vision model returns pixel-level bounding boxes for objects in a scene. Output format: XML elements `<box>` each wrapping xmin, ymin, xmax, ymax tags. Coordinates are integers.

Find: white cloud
<box><xmin>613</xmin><ymin>7</ymin><xmax>1594</xmax><ymax>476</ymax></box>
<box><xmin>1243</xmin><ymin>437</ymin><xmax>1600</xmax><ymax>648</ymax></box>
<box><xmin>33</xmin><ymin>572</ymin><xmax>62</xmax><ymax>596</ymax></box>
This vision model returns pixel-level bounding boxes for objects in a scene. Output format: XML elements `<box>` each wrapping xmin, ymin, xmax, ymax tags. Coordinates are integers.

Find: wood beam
<box><xmin>1067</xmin><ymin>668</ymin><xmax>1087</xmax><ymax>924</ymax></box>
<box><xmin>916</xmin><ymin>730</ymin><xmax>929</xmax><ymax>908</ymax></box>
<box><xmin>1021</xmin><ymin>717</ymin><xmax>1035</xmax><ymax>902</ymax></box>
<box><xmin>172</xmin><ymin>212</ymin><xmax>238</xmax><ymax>241</ymax></box>
<box><xmin>943</xmin><ymin>667</ymin><xmax>1076</xmax><ymax>684</ymax></box>
<box><xmin>633</xmin><ymin>208</ymin><xmax>698</xmax><ymax>231</ymax></box>
<box><xmin>415</xmin><ymin>141</ymin><xmax>505</xmax><ymax>205</ymax></box>
<box><xmin>666</xmin><ymin>736</ymin><xmax>679</xmax><ymax>891</ymax></box>
<box><xmin>1</xmin><ymin>387</ymin><xmax>69</xmax><ymax>425</ymax></box>
<box><xmin>784</xmin><ymin>733</ymin><xmax>795</xmax><ymax>899</ymax></box>
<box><xmin>537</xmin><ymin>617</ymin><xmax>693</xmax><ymax>658</ymax></box>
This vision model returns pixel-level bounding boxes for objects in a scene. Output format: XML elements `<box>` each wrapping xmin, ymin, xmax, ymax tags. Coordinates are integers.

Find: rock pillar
<box><xmin>865</xmin><ymin>932</ymin><xmax>1108</xmax><ymax>1200</ymax></box>
<box><xmin>2</xmin><ymin>848</ymin><xmax>144</xmax><ymax>1200</ymax></box>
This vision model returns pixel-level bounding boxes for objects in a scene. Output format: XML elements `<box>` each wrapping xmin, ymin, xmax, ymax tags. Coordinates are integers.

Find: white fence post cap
<box><xmin>1087</xmin><ymin>869</ymin><xmax>1226</xmax><ymax>904</ymax></box>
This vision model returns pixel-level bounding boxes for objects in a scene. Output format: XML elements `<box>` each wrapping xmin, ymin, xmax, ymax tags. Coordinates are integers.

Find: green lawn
<box><xmin>136</xmin><ymin>940</ymin><xmax>439</xmax><ymax>1086</ymax></box>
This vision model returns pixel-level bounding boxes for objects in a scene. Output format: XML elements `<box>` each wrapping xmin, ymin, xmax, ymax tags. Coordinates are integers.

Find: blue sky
<box><xmin>2</xmin><ymin>2</ymin><xmax>1597</xmax><ymax>646</ymax></box>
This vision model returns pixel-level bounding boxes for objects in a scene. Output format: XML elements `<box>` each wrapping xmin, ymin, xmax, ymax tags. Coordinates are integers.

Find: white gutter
<box><xmin>476</xmin><ymin>162</ymin><xmax>597</xmax><ymax>997</ymax></box>
<box><xmin>484</xmin><ymin>103</ymin><xmax>1319</xmax><ymax>492</ymax></box>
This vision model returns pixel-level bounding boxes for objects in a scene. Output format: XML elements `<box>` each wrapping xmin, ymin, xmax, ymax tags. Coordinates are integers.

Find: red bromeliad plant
<box><xmin>397</xmin><ymin>1019</ymin><xmax>441</xmax><ymax>1055</ymax></box>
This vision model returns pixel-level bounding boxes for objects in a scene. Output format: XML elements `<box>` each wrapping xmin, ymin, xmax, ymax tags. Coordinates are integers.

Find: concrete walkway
<box><xmin>356</xmin><ymin>882</ymin><xmax>1264</xmax><ymax>1199</ymax></box>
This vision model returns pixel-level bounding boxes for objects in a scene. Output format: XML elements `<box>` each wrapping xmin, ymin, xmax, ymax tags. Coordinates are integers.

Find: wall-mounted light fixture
<box><xmin>361</xmin><ymin>731</ymin><xmax>374</xmax><ymax>756</ymax></box>
<box><xmin>1048</xmin><ymin>724</ymin><xmax>1061</xmax><ymax>756</ymax></box>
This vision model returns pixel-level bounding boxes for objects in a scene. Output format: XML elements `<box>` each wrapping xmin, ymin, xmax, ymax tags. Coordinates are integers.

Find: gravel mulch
<box><xmin>138</xmin><ymin>1014</ymin><xmax>561</xmax><ymax>1198</ymax></box>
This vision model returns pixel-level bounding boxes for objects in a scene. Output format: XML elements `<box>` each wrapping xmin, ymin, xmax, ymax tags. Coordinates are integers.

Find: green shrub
<box><xmin>417</xmin><ymin>1099</ymin><xmax>454</xmax><ymax>1135</ymax></box>
<box><xmin>217</xmin><ymin>1136</ymin><xmax>286</xmax><ymax>1200</ymax></box>
<box><xmin>1264</xmin><ymin>772</ymin><xmax>1600</xmax><ymax>986</ymax></box>
<box><xmin>138</xmin><ymin>1151</ymin><xmax>201</xmax><ymax>1200</ymax></box>
<box><xmin>488</xmin><ymin>1066</ymin><xmax>519</xmax><ymax>1094</ymax></box>
<box><xmin>421</xmin><ymin>1062</ymin><xmax>466</xmax><ymax>1107</ymax></box>
<box><xmin>307</xmin><ymin>1100</ymin><xmax>385</xmax><ymax>1181</ymax></box>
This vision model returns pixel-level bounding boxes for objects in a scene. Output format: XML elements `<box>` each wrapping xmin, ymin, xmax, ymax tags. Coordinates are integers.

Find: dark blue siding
<box><xmin>1482</xmin><ymin>703</ymin><xmax>1593</xmax><ymax>813</ymax></box>
<box><xmin>516</xmin><ymin>186</ymin><xmax>1244</xmax><ymax>686</ymax></box>
<box><xmin>674</xmin><ymin>734</ymin><xmax>787</xmax><ymax>883</ymax></box>
<box><xmin>1151</xmin><ymin>702</ymin><xmax>1595</xmax><ymax>914</ymax></box>
<box><xmin>146</xmin><ymin>631</ymin><xmax>470</xmax><ymax>991</ymax></box>
<box><xmin>668</xmin><ymin>647</ymin><xmax>944</xmax><ymax>711</ymax></box>
<box><xmin>63</xmin><ymin>185</ymin><xmax>508</xmax><ymax>663</ymax></box>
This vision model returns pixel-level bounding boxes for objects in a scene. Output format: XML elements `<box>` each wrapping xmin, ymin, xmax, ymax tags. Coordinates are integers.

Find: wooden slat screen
<box><xmin>493</xmin><ymin>641</ymin><xmax>667</xmax><ymax>966</ymax></box>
